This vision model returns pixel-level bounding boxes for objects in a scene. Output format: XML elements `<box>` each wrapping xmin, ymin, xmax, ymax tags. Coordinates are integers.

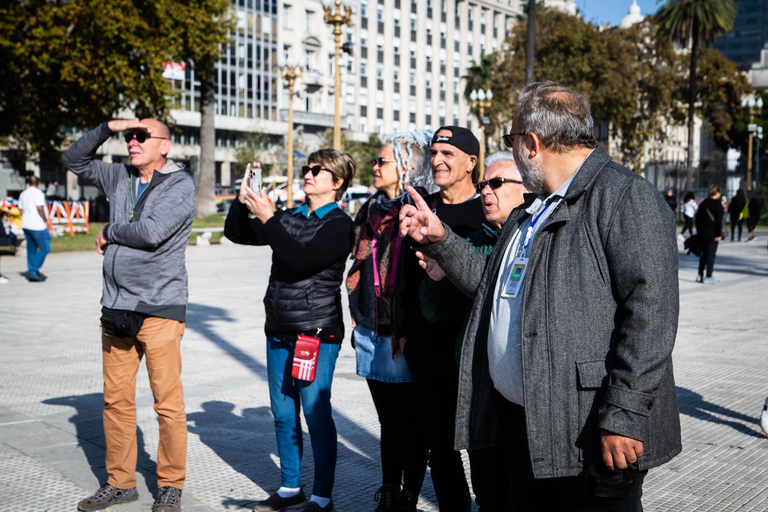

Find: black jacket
<box><xmin>696</xmin><ymin>197</ymin><xmax>724</xmax><ymax>241</ymax></box>
<box><xmin>224</xmin><ymin>199</ymin><xmax>353</xmax><ymax>343</ymax></box>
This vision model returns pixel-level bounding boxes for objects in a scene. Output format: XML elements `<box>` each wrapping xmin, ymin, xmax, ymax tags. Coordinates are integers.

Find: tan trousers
<box><xmin>102</xmin><ymin>317</ymin><xmax>187</xmax><ymax>489</ymax></box>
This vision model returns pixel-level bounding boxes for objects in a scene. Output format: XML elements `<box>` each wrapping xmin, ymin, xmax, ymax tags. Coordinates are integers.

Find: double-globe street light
<box><xmin>279</xmin><ymin>56</ymin><xmax>303</xmax><ymax>208</ymax></box>
<box><xmin>321</xmin><ymin>0</ymin><xmax>353</xmax><ymax>151</ymax></box>
<box><xmin>742</xmin><ymin>96</ymin><xmax>764</xmax><ymax>191</ymax></box>
<box><xmin>470</xmin><ymin>88</ymin><xmax>493</xmax><ymax>181</ymax></box>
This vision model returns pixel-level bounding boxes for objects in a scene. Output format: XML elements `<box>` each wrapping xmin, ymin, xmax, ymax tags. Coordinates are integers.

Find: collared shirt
<box><xmin>487</xmin><ymin>152</ymin><xmax>592</xmax><ymax>406</ymax></box>
<box><xmin>291</xmin><ymin>201</ymin><xmax>339</xmax><ymax>219</ymax></box>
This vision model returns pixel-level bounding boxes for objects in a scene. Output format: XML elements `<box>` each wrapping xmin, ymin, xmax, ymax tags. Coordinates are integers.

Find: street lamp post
<box><xmin>280</xmin><ymin>57</ymin><xmax>302</xmax><ymax>208</ymax></box>
<box><xmin>470</xmin><ymin>88</ymin><xmax>493</xmax><ymax>181</ymax></box>
<box><xmin>742</xmin><ymin>96</ymin><xmax>764</xmax><ymax>192</ymax></box>
<box><xmin>322</xmin><ymin>0</ymin><xmax>353</xmax><ymax>150</ymax></box>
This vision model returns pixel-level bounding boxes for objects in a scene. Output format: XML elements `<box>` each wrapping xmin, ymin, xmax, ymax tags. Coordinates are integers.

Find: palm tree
<box><xmin>462</xmin><ymin>54</ymin><xmax>496</xmax><ymax>103</ymax></box>
<box><xmin>655</xmin><ymin>0</ymin><xmax>737</xmax><ymax>191</ymax></box>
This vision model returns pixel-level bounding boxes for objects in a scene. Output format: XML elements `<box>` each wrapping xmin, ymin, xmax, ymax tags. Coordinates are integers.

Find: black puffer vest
<box><xmin>263</xmin><ymin>208</ymin><xmax>348</xmax><ymax>335</ymax></box>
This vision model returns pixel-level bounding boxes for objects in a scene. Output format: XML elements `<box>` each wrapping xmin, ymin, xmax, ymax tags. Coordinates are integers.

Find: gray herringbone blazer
<box><xmin>423</xmin><ymin>147</ymin><xmax>682</xmax><ymax>479</ymax></box>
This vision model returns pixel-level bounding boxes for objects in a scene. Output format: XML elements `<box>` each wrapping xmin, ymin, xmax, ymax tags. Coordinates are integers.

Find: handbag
<box><xmin>292</xmin><ymin>334</ymin><xmax>321</xmax><ymax>382</ymax></box>
<box><xmin>372</xmin><ymin>234</ymin><xmax>403</xmax><ymax>337</ymax></box>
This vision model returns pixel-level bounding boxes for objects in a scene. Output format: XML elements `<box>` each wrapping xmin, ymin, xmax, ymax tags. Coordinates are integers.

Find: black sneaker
<box><xmin>397</xmin><ymin>489</ymin><xmax>418</xmax><ymax>512</ymax></box>
<box><xmin>253</xmin><ymin>490</ymin><xmax>307</xmax><ymax>511</ymax></box>
<box><xmin>374</xmin><ymin>484</ymin><xmax>400</xmax><ymax>512</ymax></box>
<box><xmin>302</xmin><ymin>500</ymin><xmax>333</xmax><ymax>512</ymax></box>
<box><xmin>78</xmin><ymin>484</ymin><xmax>138</xmax><ymax>511</ymax></box>
<box><xmin>153</xmin><ymin>486</ymin><xmax>182</xmax><ymax>512</ymax></box>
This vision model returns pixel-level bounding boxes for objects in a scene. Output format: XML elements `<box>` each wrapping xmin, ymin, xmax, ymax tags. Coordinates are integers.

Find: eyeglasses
<box><xmin>371</xmin><ymin>157</ymin><xmax>396</xmax><ymax>167</ymax></box>
<box><xmin>124</xmin><ymin>132</ymin><xmax>169</xmax><ymax>144</ymax></box>
<box><xmin>476</xmin><ymin>177</ymin><xmax>524</xmax><ymax>194</ymax></box>
<box><xmin>301</xmin><ymin>164</ymin><xmax>336</xmax><ymax>177</ymax></box>
<box><xmin>502</xmin><ymin>131</ymin><xmax>528</xmax><ymax>149</ymax></box>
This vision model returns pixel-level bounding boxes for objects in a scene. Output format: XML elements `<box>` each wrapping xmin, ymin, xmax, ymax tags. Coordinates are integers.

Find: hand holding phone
<box><xmin>249</xmin><ymin>162</ymin><xmax>262</xmax><ymax>192</ymax></box>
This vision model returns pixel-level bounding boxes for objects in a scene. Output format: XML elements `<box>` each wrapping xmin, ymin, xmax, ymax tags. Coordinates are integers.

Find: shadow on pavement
<box><xmin>43</xmin><ymin>393</ymin><xmax>158</xmax><ymax>492</ymax></box>
<box><xmin>677</xmin><ymin>387</ymin><xmax>764</xmax><ymax>438</ymax></box>
<box><xmin>678</xmin><ymin>250</ymin><xmax>768</xmax><ymax>279</ymax></box>
<box><xmin>185</xmin><ymin>303</ymin><xmax>386</xmax><ymax>508</ymax></box>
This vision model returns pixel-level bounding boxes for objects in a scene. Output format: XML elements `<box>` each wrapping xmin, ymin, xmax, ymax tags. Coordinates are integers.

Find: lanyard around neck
<box><xmin>519</xmin><ymin>201</ymin><xmax>553</xmax><ymax>256</ymax></box>
<box><xmin>372</xmin><ymin>235</ymin><xmax>403</xmax><ymax>298</ymax></box>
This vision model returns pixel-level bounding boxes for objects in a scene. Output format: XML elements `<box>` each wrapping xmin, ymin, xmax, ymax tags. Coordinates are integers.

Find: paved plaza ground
<box><xmin>1</xmin><ymin>232</ymin><xmax>767</xmax><ymax>512</ymax></box>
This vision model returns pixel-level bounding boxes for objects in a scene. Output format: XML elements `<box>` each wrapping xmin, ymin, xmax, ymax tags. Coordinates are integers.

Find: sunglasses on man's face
<box><xmin>124</xmin><ymin>131</ymin><xmax>169</xmax><ymax>144</ymax></box>
<box><xmin>371</xmin><ymin>157</ymin><xmax>396</xmax><ymax>167</ymax></box>
<box><xmin>502</xmin><ymin>131</ymin><xmax>528</xmax><ymax>149</ymax></box>
<box><xmin>301</xmin><ymin>164</ymin><xmax>335</xmax><ymax>177</ymax></box>
<box><xmin>476</xmin><ymin>177</ymin><xmax>524</xmax><ymax>194</ymax></box>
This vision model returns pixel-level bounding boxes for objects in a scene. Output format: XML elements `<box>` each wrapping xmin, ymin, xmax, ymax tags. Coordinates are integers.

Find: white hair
<box><xmin>485</xmin><ymin>151</ymin><xmax>521</xmax><ymax>180</ymax></box>
<box><xmin>385</xmin><ymin>128</ymin><xmax>436</xmax><ymax>195</ymax></box>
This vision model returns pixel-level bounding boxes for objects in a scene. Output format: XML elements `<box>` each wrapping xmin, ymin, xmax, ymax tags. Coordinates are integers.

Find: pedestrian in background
<box><xmin>63</xmin><ymin>118</ymin><xmax>196</xmax><ymax>512</ymax></box>
<box><xmin>18</xmin><ymin>175</ymin><xmax>50</xmax><ymax>282</ymax></box>
<box><xmin>746</xmin><ymin>192</ymin><xmax>762</xmax><ymax>242</ymax></box>
<box><xmin>225</xmin><ymin>150</ymin><xmax>356</xmax><ymax>512</ymax></box>
<box><xmin>346</xmin><ymin>129</ymin><xmax>433</xmax><ymax>512</ymax></box>
<box><xmin>664</xmin><ymin>188</ymin><xmax>677</xmax><ymax>214</ymax></box>
<box><xmin>695</xmin><ymin>185</ymin><xmax>725</xmax><ymax>284</ymax></box>
<box><xmin>728</xmin><ymin>189</ymin><xmax>746</xmax><ymax>242</ymax></box>
<box><xmin>680</xmin><ymin>191</ymin><xmax>697</xmax><ymax>239</ymax></box>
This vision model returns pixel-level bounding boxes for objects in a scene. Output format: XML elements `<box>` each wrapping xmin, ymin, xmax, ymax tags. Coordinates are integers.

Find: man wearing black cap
<box><xmin>403</xmin><ymin>126</ymin><xmax>487</xmax><ymax>511</ymax></box>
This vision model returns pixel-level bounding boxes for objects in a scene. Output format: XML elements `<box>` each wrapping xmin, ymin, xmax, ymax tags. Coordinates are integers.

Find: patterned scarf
<box><xmin>346</xmin><ymin>192</ymin><xmax>405</xmax><ymax>352</ymax></box>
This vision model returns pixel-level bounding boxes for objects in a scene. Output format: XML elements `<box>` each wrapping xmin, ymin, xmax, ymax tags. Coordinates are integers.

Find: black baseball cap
<box><xmin>431</xmin><ymin>126</ymin><xmax>480</xmax><ymax>158</ymax></box>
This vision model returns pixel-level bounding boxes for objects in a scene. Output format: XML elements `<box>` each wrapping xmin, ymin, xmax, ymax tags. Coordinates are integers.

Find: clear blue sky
<box><xmin>576</xmin><ymin>0</ymin><xmax>661</xmax><ymax>26</ymax></box>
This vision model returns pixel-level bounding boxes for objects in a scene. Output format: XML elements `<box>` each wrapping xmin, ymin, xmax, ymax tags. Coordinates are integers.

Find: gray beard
<box><xmin>514</xmin><ymin>143</ymin><xmax>547</xmax><ymax>195</ymax></box>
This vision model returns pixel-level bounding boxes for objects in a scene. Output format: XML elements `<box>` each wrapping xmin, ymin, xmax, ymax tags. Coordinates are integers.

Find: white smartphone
<box><xmin>249</xmin><ymin>164</ymin><xmax>262</xmax><ymax>192</ymax></box>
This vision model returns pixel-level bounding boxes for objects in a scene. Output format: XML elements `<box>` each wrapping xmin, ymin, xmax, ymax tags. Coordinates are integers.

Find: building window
<box><xmin>394</xmin><ymin>110</ymin><xmax>400</xmax><ymax>121</ymax></box>
<box><xmin>361</xmin><ymin>105</ymin><xmax>367</xmax><ymax>116</ymax></box>
<box><xmin>426</xmin><ymin>114</ymin><xmax>432</xmax><ymax>125</ymax></box>
<box><xmin>305</xmin><ymin>10</ymin><xmax>314</xmax><ymax>32</ymax></box>
<box><xmin>410</xmin><ymin>112</ymin><xmax>416</xmax><ymax>123</ymax></box>
<box><xmin>377</xmin><ymin>108</ymin><xmax>383</xmax><ymax>119</ymax></box>
<box><xmin>283</xmin><ymin>4</ymin><xmax>292</xmax><ymax>28</ymax></box>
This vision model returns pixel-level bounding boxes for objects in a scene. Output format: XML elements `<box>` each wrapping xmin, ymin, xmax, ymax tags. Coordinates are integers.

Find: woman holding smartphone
<box><xmin>224</xmin><ymin>149</ymin><xmax>356</xmax><ymax>512</ymax></box>
<box><xmin>346</xmin><ymin>129</ymin><xmax>433</xmax><ymax>512</ymax></box>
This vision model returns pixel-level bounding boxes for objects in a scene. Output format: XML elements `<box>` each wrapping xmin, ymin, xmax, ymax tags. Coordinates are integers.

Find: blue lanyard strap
<box><xmin>519</xmin><ymin>201</ymin><xmax>552</xmax><ymax>256</ymax></box>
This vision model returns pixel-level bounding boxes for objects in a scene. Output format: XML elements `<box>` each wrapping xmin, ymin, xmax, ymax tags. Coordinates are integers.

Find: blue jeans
<box><xmin>23</xmin><ymin>228</ymin><xmax>51</xmax><ymax>275</ymax></box>
<box><xmin>266</xmin><ymin>335</ymin><xmax>340</xmax><ymax>497</ymax></box>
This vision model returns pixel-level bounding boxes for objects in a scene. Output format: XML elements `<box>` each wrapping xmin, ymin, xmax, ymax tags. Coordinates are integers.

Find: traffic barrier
<box><xmin>46</xmin><ymin>201</ymin><xmax>90</xmax><ymax>236</ymax></box>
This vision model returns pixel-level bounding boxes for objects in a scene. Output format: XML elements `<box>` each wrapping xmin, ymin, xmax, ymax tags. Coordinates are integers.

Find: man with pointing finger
<box><xmin>400</xmin><ymin>82</ymin><xmax>681</xmax><ymax>510</ymax></box>
<box><xmin>63</xmin><ymin>119</ymin><xmax>195</xmax><ymax>512</ymax></box>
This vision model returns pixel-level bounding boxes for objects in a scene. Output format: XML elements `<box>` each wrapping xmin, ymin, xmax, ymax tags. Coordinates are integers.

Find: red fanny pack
<box><xmin>292</xmin><ymin>334</ymin><xmax>321</xmax><ymax>382</ymax></box>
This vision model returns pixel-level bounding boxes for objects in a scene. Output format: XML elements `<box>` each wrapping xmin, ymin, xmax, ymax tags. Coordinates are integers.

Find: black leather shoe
<box><xmin>253</xmin><ymin>491</ymin><xmax>306</xmax><ymax>512</ymax></box>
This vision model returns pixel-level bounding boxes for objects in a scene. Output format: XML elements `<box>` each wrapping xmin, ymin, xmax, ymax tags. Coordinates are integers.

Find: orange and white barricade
<box><xmin>69</xmin><ymin>201</ymin><xmax>90</xmax><ymax>234</ymax></box>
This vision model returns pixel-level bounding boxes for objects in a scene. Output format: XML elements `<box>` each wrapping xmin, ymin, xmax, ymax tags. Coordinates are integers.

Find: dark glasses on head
<box><xmin>124</xmin><ymin>132</ymin><xmax>169</xmax><ymax>144</ymax></box>
<box><xmin>301</xmin><ymin>165</ymin><xmax>335</xmax><ymax>177</ymax></box>
<box><xmin>476</xmin><ymin>177</ymin><xmax>523</xmax><ymax>194</ymax></box>
<box><xmin>371</xmin><ymin>157</ymin><xmax>396</xmax><ymax>167</ymax></box>
<box><xmin>502</xmin><ymin>131</ymin><xmax>528</xmax><ymax>148</ymax></box>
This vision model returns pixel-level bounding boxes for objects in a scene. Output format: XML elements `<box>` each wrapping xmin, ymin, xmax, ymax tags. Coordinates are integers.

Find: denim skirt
<box><xmin>353</xmin><ymin>325</ymin><xmax>412</xmax><ymax>383</ymax></box>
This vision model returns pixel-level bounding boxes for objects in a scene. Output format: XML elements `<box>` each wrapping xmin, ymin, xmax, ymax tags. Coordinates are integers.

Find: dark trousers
<box><xmin>468</xmin><ymin>447</ymin><xmax>513</xmax><ymax>511</ymax></box>
<box><xmin>366</xmin><ymin>379</ymin><xmax>429</xmax><ymax>494</ymax></box>
<box><xmin>500</xmin><ymin>400</ymin><xmax>646</xmax><ymax>512</ymax></box>
<box><xmin>731</xmin><ymin>219</ymin><xmax>743</xmax><ymax>241</ymax></box>
<box><xmin>681</xmin><ymin>216</ymin><xmax>694</xmax><ymax>237</ymax></box>
<box><xmin>698</xmin><ymin>240</ymin><xmax>719</xmax><ymax>277</ymax></box>
<box><xmin>404</xmin><ymin>341</ymin><xmax>471</xmax><ymax>512</ymax></box>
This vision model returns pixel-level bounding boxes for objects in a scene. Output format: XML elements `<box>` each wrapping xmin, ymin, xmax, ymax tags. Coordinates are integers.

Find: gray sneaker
<box><xmin>78</xmin><ymin>484</ymin><xmax>138</xmax><ymax>511</ymax></box>
<box><xmin>153</xmin><ymin>486</ymin><xmax>182</xmax><ymax>512</ymax></box>
<box><xmin>253</xmin><ymin>491</ymin><xmax>307</xmax><ymax>511</ymax></box>
<box><xmin>703</xmin><ymin>276</ymin><xmax>720</xmax><ymax>285</ymax></box>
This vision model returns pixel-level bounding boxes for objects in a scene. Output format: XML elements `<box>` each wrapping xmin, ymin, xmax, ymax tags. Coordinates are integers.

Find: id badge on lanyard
<box><xmin>501</xmin><ymin>202</ymin><xmax>550</xmax><ymax>299</ymax></box>
<box><xmin>502</xmin><ymin>257</ymin><xmax>528</xmax><ymax>298</ymax></box>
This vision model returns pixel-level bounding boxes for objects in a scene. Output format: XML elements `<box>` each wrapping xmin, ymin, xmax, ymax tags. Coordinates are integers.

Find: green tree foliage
<box><xmin>0</xmin><ymin>0</ymin><xmax>177</xmax><ymax>160</ymax></box>
<box><xmin>319</xmin><ymin>130</ymin><xmax>381</xmax><ymax>186</ymax></box>
<box><xmin>485</xmin><ymin>8</ymin><xmax>745</xmax><ymax>171</ymax></box>
<box><xmin>655</xmin><ymin>0</ymin><xmax>738</xmax><ymax>186</ymax></box>
<box><xmin>0</xmin><ymin>0</ymin><xmax>231</xmax><ymax>204</ymax></box>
